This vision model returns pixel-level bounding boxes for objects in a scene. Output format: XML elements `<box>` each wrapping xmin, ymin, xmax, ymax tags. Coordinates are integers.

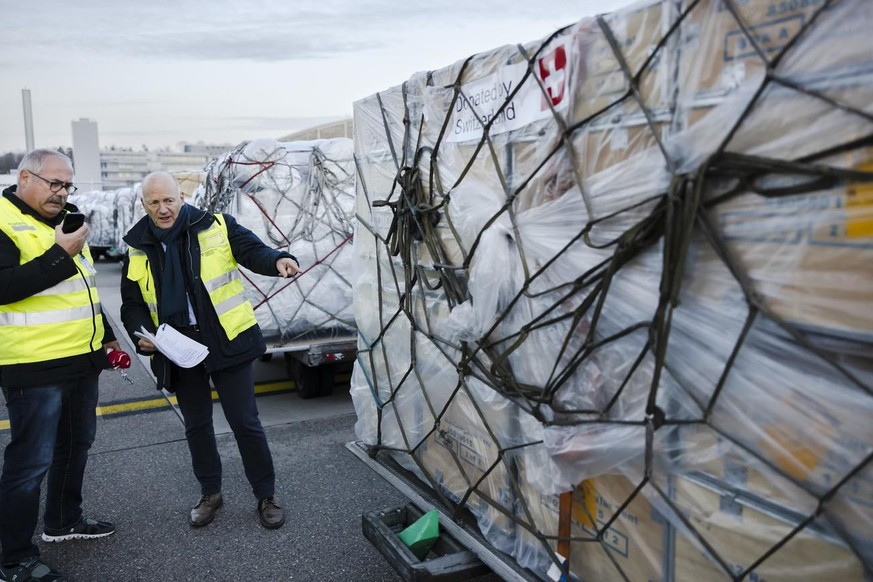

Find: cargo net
<box><xmin>68</xmin><ymin>190</ymin><xmax>121</xmax><ymax>253</ymax></box>
<box><xmin>201</xmin><ymin>138</ymin><xmax>356</xmax><ymax>343</ymax></box>
<box><xmin>351</xmin><ymin>0</ymin><xmax>873</xmax><ymax>580</ymax></box>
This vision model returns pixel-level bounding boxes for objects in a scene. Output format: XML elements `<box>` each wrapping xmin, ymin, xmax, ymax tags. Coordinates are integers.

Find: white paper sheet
<box><xmin>134</xmin><ymin>324</ymin><xmax>209</xmax><ymax>368</ymax></box>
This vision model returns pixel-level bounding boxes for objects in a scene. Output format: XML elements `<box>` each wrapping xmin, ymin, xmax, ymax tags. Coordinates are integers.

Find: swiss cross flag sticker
<box><xmin>538</xmin><ymin>45</ymin><xmax>568</xmax><ymax>110</ymax></box>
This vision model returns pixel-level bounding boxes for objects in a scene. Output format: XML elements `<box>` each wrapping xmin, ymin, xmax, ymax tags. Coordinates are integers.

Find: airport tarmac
<box><xmin>0</xmin><ymin>260</ymin><xmax>414</xmax><ymax>581</ymax></box>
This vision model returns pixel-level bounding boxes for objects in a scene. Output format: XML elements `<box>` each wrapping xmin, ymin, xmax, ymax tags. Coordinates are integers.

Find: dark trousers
<box><xmin>171</xmin><ymin>361</ymin><xmax>275</xmax><ymax>501</ymax></box>
<box><xmin>0</xmin><ymin>375</ymin><xmax>99</xmax><ymax>565</ymax></box>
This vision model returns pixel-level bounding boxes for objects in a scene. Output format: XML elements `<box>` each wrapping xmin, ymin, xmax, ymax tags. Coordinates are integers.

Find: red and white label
<box><xmin>538</xmin><ymin>45</ymin><xmax>568</xmax><ymax>110</ymax></box>
<box><xmin>448</xmin><ymin>40</ymin><xmax>572</xmax><ymax>143</ymax></box>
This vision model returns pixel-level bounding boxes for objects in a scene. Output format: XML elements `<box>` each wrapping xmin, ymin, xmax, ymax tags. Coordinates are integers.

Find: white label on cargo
<box><xmin>546</xmin><ymin>551</ymin><xmax>569</xmax><ymax>581</ymax></box>
<box><xmin>720</xmin><ymin>61</ymin><xmax>746</xmax><ymax>91</ymax></box>
<box><xmin>611</xmin><ymin>127</ymin><xmax>629</xmax><ymax>150</ymax></box>
<box><xmin>447</xmin><ymin>41</ymin><xmax>571</xmax><ymax>143</ymax></box>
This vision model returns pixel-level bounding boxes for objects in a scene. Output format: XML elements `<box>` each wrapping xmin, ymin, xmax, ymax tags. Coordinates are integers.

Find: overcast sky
<box><xmin>1</xmin><ymin>0</ymin><xmax>636</xmax><ymax>153</ymax></box>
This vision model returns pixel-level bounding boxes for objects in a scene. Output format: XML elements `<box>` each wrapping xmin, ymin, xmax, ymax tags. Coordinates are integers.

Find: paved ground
<box><xmin>0</xmin><ymin>260</ymin><xmax>455</xmax><ymax>581</ymax></box>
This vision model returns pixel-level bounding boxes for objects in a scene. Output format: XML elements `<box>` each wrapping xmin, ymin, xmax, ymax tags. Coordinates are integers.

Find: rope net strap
<box><xmin>351</xmin><ymin>0</ymin><xmax>873</xmax><ymax>580</ymax></box>
<box><xmin>201</xmin><ymin>138</ymin><xmax>357</xmax><ymax>343</ymax></box>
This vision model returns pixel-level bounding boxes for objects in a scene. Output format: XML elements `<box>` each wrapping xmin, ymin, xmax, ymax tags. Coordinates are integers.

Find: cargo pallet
<box><xmin>347</xmin><ymin>441</ymin><xmax>545</xmax><ymax>582</ymax></box>
<box><xmin>363</xmin><ymin>503</ymin><xmax>492</xmax><ymax>581</ymax></box>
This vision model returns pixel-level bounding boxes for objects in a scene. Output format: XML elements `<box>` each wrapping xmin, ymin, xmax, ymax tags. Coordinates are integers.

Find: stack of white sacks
<box><xmin>200</xmin><ymin>138</ymin><xmax>357</xmax><ymax>344</ymax></box>
<box><xmin>70</xmin><ymin>141</ymin><xmax>357</xmax><ymax>350</ymax></box>
<box><xmin>68</xmin><ymin>190</ymin><xmax>121</xmax><ymax>255</ymax></box>
<box><xmin>111</xmin><ymin>186</ymin><xmax>141</xmax><ymax>257</ymax></box>
<box><xmin>351</xmin><ymin>0</ymin><xmax>873</xmax><ymax>580</ymax></box>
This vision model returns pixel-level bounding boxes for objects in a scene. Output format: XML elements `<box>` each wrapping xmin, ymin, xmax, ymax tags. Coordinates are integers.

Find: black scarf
<box><xmin>148</xmin><ymin>204</ymin><xmax>192</xmax><ymax>327</ymax></box>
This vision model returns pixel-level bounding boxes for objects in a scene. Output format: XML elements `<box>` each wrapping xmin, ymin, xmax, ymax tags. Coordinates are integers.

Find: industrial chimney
<box><xmin>22</xmin><ymin>89</ymin><xmax>35</xmax><ymax>151</ymax></box>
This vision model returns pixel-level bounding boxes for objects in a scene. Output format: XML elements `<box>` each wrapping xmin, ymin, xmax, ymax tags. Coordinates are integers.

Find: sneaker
<box><xmin>258</xmin><ymin>496</ymin><xmax>285</xmax><ymax>529</ymax></box>
<box><xmin>189</xmin><ymin>493</ymin><xmax>223</xmax><ymax>527</ymax></box>
<box><xmin>0</xmin><ymin>557</ymin><xmax>64</xmax><ymax>581</ymax></box>
<box><xmin>41</xmin><ymin>517</ymin><xmax>115</xmax><ymax>543</ymax></box>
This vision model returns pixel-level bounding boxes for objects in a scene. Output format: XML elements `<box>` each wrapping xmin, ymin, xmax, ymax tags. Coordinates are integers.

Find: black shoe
<box><xmin>41</xmin><ymin>517</ymin><xmax>115</xmax><ymax>543</ymax></box>
<box><xmin>258</xmin><ymin>496</ymin><xmax>285</xmax><ymax>529</ymax></box>
<box><xmin>189</xmin><ymin>493</ymin><xmax>223</xmax><ymax>527</ymax></box>
<box><xmin>0</xmin><ymin>557</ymin><xmax>64</xmax><ymax>581</ymax></box>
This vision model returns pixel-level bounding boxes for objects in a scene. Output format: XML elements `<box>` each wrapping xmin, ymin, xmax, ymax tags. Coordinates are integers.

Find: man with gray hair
<box><xmin>0</xmin><ymin>149</ymin><xmax>118</xmax><ymax>582</ymax></box>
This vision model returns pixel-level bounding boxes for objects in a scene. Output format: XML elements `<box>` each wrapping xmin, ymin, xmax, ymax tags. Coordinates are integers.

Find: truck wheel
<box><xmin>320</xmin><ymin>366</ymin><xmax>334</xmax><ymax>398</ymax></box>
<box><xmin>286</xmin><ymin>357</ymin><xmax>329</xmax><ymax>399</ymax></box>
<box><xmin>297</xmin><ymin>365</ymin><xmax>323</xmax><ymax>399</ymax></box>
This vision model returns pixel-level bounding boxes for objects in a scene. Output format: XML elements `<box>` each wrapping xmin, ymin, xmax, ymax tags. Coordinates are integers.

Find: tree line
<box><xmin>0</xmin><ymin>148</ymin><xmax>74</xmax><ymax>175</ymax></box>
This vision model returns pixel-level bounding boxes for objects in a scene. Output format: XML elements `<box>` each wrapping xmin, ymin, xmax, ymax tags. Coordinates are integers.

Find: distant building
<box><xmin>280</xmin><ymin>119</ymin><xmax>352</xmax><ymax>142</ymax></box>
<box><xmin>100</xmin><ymin>149</ymin><xmax>212</xmax><ymax>190</ymax></box>
<box><xmin>0</xmin><ymin>172</ymin><xmax>17</xmax><ymax>189</ymax></box>
<box><xmin>182</xmin><ymin>142</ymin><xmax>234</xmax><ymax>157</ymax></box>
<box><xmin>65</xmin><ymin>119</ymin><xmax>220</xmax><ymax>189</ymax></box>
<box><xmin>72</xmin><ymin>118</ymin><xmax>102</xmax><ymax>191</ymax></box>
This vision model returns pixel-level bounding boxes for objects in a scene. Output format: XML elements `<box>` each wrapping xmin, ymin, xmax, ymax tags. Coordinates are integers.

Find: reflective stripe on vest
<box><xmin>0</xmin><ymin>197</ymin><xmax>105</xmax><ymax>364</ymax></box>
<box><xmin>126</xmin><ymin>249</ymin><xmax>159</xmax><ymax>327</ymax></box>
<box><xmin>126</xmin><ymin>215</ymin><xmax>257</xmax><ymax>341</ymax></box>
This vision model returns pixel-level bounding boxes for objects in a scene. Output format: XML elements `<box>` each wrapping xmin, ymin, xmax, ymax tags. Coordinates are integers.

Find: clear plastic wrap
<box><xmin>352</xmin><ymin>0</ymin><xmax>873</xmax><ymax>580</ymax></box>
<box><xmin>200</xmin><ymin>138</ymin><xmax>356</xmax><ymax>343</ymax></box>
<box><xmin>68</xmin><ymin>190</ymin><xmax>123</xmax><ymax>255</ymax></box>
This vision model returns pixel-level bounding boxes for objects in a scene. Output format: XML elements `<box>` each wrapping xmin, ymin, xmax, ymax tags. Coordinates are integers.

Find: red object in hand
<box><xmin>108</xmin><ymin>349</ymin><xmax>131</xmax><ymax>369</ymax></box>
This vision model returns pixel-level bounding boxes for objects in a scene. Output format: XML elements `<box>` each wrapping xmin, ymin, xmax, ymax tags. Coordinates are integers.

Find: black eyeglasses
<box><xmin>27</xmin><ymin>170</ymin><xmax>78</xmax><ymax>195</ymax></box>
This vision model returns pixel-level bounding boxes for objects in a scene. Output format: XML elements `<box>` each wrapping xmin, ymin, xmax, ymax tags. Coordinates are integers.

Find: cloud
<box><xmin>115</xmin><ymin>29</ymin><xmax>378</xmax><ymax>62</ymax></box>
<box><xmin>5</xmin><ymin>0</ymin><xmax>614</xmax><ymax>64</ymax></box>
<box><xmin>1</xmin><ymin>0</ymin><xmax>636</xmax><ymax>151</ymax></box>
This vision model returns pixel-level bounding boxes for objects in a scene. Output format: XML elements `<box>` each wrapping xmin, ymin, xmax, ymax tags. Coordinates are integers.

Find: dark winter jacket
<box><xmin>120</xmin><ymin>205</ymin><xmax>295</xmax><ymax>391</ymax></box>
<box><xmin>0</xmin><ymin>186</ymin><xmax>116</xmax><ymax>388</ymax></box>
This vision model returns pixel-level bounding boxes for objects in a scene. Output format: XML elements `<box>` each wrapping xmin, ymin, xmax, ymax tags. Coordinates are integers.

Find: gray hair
<box><xmin>18</xmin><ymin>149</ymin><xmax>73</xmax><ymax>177</ymax></box>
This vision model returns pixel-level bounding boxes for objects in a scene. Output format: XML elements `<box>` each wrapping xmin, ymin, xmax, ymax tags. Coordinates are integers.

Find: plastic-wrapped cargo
<box><xmin>67</xmin><ymin>190</ymin><xmax>122</xmax><ymax>258</ymax></box>
<box><xmin>200</xmin><ymin>138</ymin><xmax>356</xmax><ymax>345</ymax></box>
<box><xmin>351</xmin><ymin>0</ymin><xmax>873</xmax><ymax>580</ymax></box>
<box><xmin>112</xmin><ymin>186</ymin><xmax>140</xmax><ymax>257</ymax></box>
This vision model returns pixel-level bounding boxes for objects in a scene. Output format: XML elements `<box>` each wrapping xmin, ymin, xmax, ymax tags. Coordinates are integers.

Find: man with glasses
<box><xmin>0</xmin><ymin>149</ymin><xmax>118</xmax><ymax>582</ymax></box>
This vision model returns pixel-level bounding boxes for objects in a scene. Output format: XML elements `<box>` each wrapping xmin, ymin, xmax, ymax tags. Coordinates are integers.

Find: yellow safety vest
<box><xmin>126</xmin><ymin>215</ymin><xmax>258</xmax><ymax>342</ymax></box>
<box><xmin>0</xmin><ymin>197</ymin><xmax>105</xmax><ymax>364</ymax></box>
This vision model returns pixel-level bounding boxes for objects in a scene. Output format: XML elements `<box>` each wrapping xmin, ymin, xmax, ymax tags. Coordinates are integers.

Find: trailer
<box><xmin>263</xmin><ymin>331</ymin><xmax>357</xmax><ymax>399</ymax></box>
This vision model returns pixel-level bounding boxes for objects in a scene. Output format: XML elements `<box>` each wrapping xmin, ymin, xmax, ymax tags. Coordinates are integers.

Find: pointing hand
<box><xmin>276</xmin><ymin>257</ymin><xmax>300</xmax><ymax>278</ymax></box>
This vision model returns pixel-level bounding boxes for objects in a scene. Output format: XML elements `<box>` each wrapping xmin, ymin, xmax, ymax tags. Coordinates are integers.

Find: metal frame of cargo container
<box><xmin>264</xmin><ymin>333</ymin><xmax>357</xmax><ymax>399</ymax></box>
<box><xmin>347</xmin><ymin>441</ymin><xmax>544</xmax><ymax>582</ymax></box>
<box><xmin>263</xmin><ymin>333</ymin><xmax>357</xmax><ymax>362</ymax></box>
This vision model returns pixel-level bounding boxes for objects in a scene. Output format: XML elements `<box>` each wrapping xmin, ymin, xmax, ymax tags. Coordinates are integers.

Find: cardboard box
<box><xmin>516</xmin><ymin>472</ymin><xmax>670</xmax><ymax>582</ymax></box>
<box><xmin>171</xmin><ymin>171</ymin><xmax>206</xmax><ymax>198</ymax></box>
<box><xmin>576</xmin><ymin>121</ymin><xmax>667</xmax><ymax>178</ymax></box>
<box><xmin>350</xmin><ymin>3</ymin><xmax>873</xmax><ymax>581</ymax></box>
<box><xmin>570</xmin><ymin>0</ymin><xmax>671</xmax><ymax>124</ymax></box>
<box><xmin>672</xmin><ymin>475</ymin><xmax>866</xmax><ymax>581</ymax></box>
<box><xmin>676</xmin><ymin>0</ymin><xmax>871</xmax><ymax>102</ymax></box>
<box><xmin>677</xmin><ymin>0</ymin><xmax>822</xmax><ymax>101</ymax></box>
<box><xmin>671</xmin><ymin>403</ymin><xmax>873</xmax><ymax>521</ymax></box>
<box><xmin>712</xmin><ymin>179</ymin><xmax>873</xmax><ymax>341</ymax></box>
<box><xmin>416</xmin><ymin>384</ymin><xmax>520</xmax><ymax>552</ymax></box>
